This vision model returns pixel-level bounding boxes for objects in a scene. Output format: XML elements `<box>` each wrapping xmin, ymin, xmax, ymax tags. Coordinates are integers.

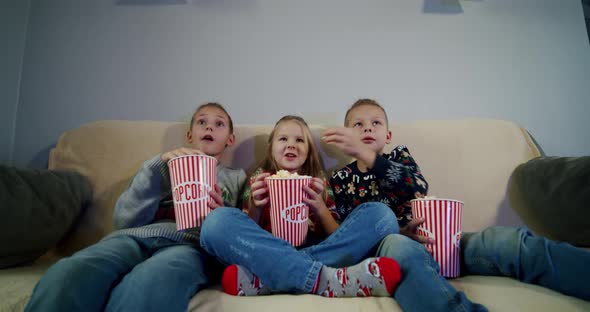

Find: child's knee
<box><xmin>376</xmin><ymin>234</ymin><xmax>426</xmax><ymax>264</ymax></box>
<box><xmin>357</xmin><ymin>202</ymin><xmax>395</xmax><ymax>219</ymax></box>
<box><xmin>358</xmin><ymin>202</ymin><xmax>399</xmax><ymax>234</ymax></box>
<box><xmin>462</xmin><ymin>227</ymin><xmax>525</xmax><ymax>262</ymax></box>
<box><xmin>200</xmin><ymin>207</ymin><xmax>237</xmax><ymax>245</ymax></box>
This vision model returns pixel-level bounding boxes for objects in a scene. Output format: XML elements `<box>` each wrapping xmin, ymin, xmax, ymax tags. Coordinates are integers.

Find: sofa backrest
<box><xmin>48</xmin><ymin>118</ymin><xmax>540</xmax><ymax>256</ymax></box>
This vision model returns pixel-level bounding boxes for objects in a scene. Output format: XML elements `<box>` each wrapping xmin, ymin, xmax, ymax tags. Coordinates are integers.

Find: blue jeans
<box><xmin>376</xmin><ymin>226</ymin><xmax>590</xmax><ymax>312</ymax></box>
<box><xmin>200</xmin><ymin>202</ymin><xmax>398</xmax><ymax>293</ymax></box>
<box><xmin>25</xmin><ymin>235</ymin><xmax>218</xmax><ymax>312</ymax></box>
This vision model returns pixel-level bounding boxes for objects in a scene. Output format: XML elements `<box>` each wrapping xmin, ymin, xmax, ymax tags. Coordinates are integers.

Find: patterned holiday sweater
<box><xmin>330</xmin><ymin>145</ymin><xmax>428</xmax><ymax>228</ymax></box>
<box><xmin>241</xmin><ymin>168</ymin><xmax>340</xmax><ymax>236</ymax></box>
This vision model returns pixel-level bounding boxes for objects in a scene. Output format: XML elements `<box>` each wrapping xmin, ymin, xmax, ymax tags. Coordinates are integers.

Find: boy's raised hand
<box><xmin>251</xmin><ymin>172</ymin><xmax>271</xmax><ymax>210</ymax></box>
<box><xmin>323</xmin><ymin>127</ymin><xmax>365</xmax><ymax>158</ymax></box>
<box><xmin>161</xmin><ymin>147</ymin><xmax>204</xmax><ymax>162</ymax></box>
<box><xmin>208</xmin><ymin>184</ymin><xmax>224</xmax><ymax>210</ymax></box>
<box><xmin>401</xmin><ymin>217</ymin><xmax>435</xmax><ymax>245</ymax></box>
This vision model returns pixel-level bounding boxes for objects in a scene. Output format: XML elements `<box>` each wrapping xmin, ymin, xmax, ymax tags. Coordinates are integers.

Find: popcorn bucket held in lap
<box><xmin>265</xmin><ymin>171</ymin><xmax>312</xmax><ymax>247</ymax></box>
<box><xmin>168</xmin><ymin>155</ymin><xmax>217</xmax><ymax>231</ymax></box>
<box><xmin>411</xmin><ymin>198</ymin><xmax>463</xmax><ymax>278</ymax></box>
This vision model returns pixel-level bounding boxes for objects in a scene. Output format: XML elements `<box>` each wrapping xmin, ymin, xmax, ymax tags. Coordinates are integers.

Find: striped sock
<box><xmin>312</xmin><ymin>257</ymin><xmax>401</xmax><ymax>297</ymax></box>
<box><xmin>221</xmin><ymin>264</ymin><xmax>272</xmax><ymax>296</ymax></box>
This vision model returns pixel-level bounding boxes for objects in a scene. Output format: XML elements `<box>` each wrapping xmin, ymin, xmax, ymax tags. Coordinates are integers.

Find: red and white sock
<box><xmin>222</xmin><ymin>264</ymin><xmax>272</xmax><ymax>296</ymax></box>
<box><xmin>312</xmin><ymin>257</ymin><xmax>401</xmax><ymax>297</ymax></box>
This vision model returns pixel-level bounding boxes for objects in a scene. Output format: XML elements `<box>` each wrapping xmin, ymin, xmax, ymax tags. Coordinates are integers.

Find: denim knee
<box><xmin>29</xmin><ymin>256</ymin><xmax>92</xmax><ymax>303</ymax></box>
<box><xmin>200</xmin><ymin>207</ymin><xmax>238</xmax><ymax>249</ymax></box>
<box><xmin>377</xmin><ymin>234</ymin><xmax>431</xmax><ymax>265</ymax></box>
<box><xmin>355</xmin><ymin>202</ymin><xmax>399</xmax><ymax>234</ymax></box>
<box><xmin>461</xmin><ymin>227</ymin><xmax>528</xmax><ymax>274</ymax></box>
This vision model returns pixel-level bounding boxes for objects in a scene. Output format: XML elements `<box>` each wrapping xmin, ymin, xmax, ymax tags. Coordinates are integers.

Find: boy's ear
<box><xmin>225</xmin><ymin>133</ymin><xmax>236</xmax><ymax>147</ymax></box>
<box><xmin>187</xmin><ymin>130</ymin><xmax>193</xmax><ymax>143</ymax></box>
<box><xmin>385</xmin><ymin>130</ymin><xmax>392</xmax><ymax>144</ymax></box>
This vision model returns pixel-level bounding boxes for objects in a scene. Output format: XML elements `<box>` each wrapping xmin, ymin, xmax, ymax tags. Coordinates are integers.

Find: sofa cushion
<box><xmin>509</xmin><ymin>156</ymin><xmax>590</xmax><ymax>246</ymax></box>
<box><xmin>0</xmin><ymin>166</ymin><xmax>91</xmax><ymax>268</ymax></box>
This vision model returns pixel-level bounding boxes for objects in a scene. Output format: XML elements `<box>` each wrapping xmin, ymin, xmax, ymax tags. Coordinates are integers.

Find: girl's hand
<box><xmin>250</xmin><ymin>172</ymin><xmax>271</xmax><ymax>210</ymax></box>
<box><xmin>302</xmin><ymin>177</ymin><xmax>328</xmax><ymax>215</ymax></box>
<box><xmin>303</xmin><ymin>177</ymin><xmax>339</xmax><ymax>236</ymax></box>
<box><xmin>161</xmin><ymin>147</ymin><xmax>204</xmax><ymax>162</ymax></box>
<box><xmin>208</xmin><ymin>184</ymin><xmax>224</xmax><ymax>210</ymax></box>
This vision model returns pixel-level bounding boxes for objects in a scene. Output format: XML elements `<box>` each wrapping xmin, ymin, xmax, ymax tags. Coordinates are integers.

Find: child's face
<box><xmin>271</xmin><ymin>120</ymin><xmax>309</xmax><ymax>173</ymax></box>
<box><xmin>346</xmin><ymin>105</ymin><xmax>391</xmax><ymax>154</ymax></box>
<box><xmin>187</xmin><ymin>106</ymin><xmax>235</xmax><ymax>159</ymax></box>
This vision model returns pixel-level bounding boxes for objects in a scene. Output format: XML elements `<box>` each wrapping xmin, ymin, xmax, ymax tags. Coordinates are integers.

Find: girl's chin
<box><xmin>278</xmin><ymin>165</ymin><xmax>299</xmax><ymax>172</ymax></box>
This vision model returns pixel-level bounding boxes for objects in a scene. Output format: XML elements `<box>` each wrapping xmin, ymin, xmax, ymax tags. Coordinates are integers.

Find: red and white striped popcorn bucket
<box><xmin>411</xmin><ymin>198</ymin><xmax>463</xmax><ymax>278</ymax></box>
<box><xmin>265</xmin><ymin>177</ymin><xmax>312</xmax><ymax>247</ymax></box>
<box><xmin>167</xmin><ymin>155</ymin><xmax>217</xmax><ymax>231</ymax></box>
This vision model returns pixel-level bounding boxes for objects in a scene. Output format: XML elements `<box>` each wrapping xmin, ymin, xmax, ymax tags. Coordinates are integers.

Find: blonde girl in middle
<box><xmin>200</xmin><ymin>115</ymin><xmax>401</xmax><ymax>298</ymax></box>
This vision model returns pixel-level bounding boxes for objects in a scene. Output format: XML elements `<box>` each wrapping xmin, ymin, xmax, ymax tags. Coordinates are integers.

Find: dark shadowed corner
<box><xmin>28</xmin><ymin>144</ymin><xmax>54</xmax><ymax>169</ymax></box>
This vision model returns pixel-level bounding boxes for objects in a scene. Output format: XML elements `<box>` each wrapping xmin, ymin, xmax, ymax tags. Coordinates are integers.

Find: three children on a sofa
<box><xmin>26</xmin><ymin>100</ymin><xmax>590</xmax><ymax>312</ymax></box>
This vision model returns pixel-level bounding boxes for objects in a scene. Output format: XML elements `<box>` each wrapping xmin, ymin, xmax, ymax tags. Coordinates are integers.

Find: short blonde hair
<box><xmin>190</xmin><ymin>102</ymin><xmax>234</xmax><ymax>133</ymax></box>
<box><xmin>344</xmin><ymin>98</ymin><xmax>389</xmax><ymax>128</ymax></box>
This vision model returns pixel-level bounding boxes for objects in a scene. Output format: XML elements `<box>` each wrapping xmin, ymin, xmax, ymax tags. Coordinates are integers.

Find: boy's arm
<box><xmin>373</xmin><ymin>145</ymin><xmax>428</xmax><ymax>198</ymax></box>
<box><xmin>113</xmin><ymin>155</ymin><xmax>171</xmax><ymax>230</ymax></box>
<box><xmin>372</xmin><ymin>145</ymin><xmax>428</xmax><ymax>224</ymax></box>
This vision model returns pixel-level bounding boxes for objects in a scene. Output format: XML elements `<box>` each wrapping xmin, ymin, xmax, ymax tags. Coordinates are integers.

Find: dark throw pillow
<box><xmin>509</xmin><ymin>156</ymin><xmax>590</xmax><ymax>247</ymax></box>
<box><xmin>0</xmin><ymin>166</ymin><xmax>92</xmax><ymax>268</ymax></box>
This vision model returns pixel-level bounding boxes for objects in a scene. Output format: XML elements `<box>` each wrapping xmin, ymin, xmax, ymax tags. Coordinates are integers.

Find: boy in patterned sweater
<box><xmin>324</xmin><ymin>99</ymin><xmax>590</xmax><ymax>311</ymax></box>
<box><xmin>324</xmin><ymin>99</ymin><xmax>431</xmax><ymax>243</ymax></box>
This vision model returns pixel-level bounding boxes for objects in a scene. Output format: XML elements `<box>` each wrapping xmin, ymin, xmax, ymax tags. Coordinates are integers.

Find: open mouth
<box><xmin>285</xmin><ymin>152</ymin><xmax>297</xmax><ymax>159</ymax></box>
<box><xmin>201</xmin><ymin>135</ymin><xmax>214</xmax><ymax>142</ymax></box>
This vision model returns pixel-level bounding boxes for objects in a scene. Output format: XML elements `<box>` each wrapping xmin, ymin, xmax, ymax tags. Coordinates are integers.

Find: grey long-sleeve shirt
<box><xmin>105</xmin><ymin>155</ymin><xmax>246</xmax><ymax>243</ymax></box>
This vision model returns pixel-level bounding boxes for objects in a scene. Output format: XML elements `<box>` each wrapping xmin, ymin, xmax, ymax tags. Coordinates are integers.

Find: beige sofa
<box><xmin>1</xmin><ymin>118</ymin><xmax>589</xmax><ymax>312</ymax></box>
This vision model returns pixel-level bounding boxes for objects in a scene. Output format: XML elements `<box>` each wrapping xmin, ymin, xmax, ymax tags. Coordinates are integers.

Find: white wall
<box><xmin>0</xmin><ymin>0</ymin><xmax>29</xmax><ymax>165</ymax></box>
<box><xmin>13</xmin><ymin>0</ymin><xmax>590</xmax><ymax>168</ymax></box>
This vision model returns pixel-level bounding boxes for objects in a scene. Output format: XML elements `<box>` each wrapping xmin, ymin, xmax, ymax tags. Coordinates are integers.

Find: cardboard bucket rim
<box><xmin>410</xmin><ymin>198</ymin><xmax>464</xmax><ymax>205</ymax></box>
<box><xmin>167</xmin><ymin>154</ymin><xmax>218</xmax><ymax>166</ymax></box>
<box><xmin>265</xmin><ymin>176</ymin><xmax>312</xmax><ymax>181</ymax></box>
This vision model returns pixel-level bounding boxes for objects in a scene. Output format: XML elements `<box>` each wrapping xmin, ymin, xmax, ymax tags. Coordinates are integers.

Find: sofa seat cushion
<box><xmin>187</xmin><ymin>277</ymin><xmax>590</xmax><ymax>312</ymax></box>
<box><xmin>0</xmin><ymin>256</ymin><xmax>56</xmax><ymax>312</ymax></box>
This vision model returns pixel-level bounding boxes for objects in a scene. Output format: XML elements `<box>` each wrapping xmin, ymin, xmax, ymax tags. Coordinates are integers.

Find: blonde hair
<box><xmin>259</xmin><ymin>115</ymin><xmax>324</xmax><ymax>177</ymax></box>
<box><xmin>344</xmin><ymin>98</ymin><xmax>389</xmax><ymax>128</ymax></box>
<box><xmin>244</xmin><ymin>115</ymin><xmax>330</xmax><ymax>214</ymax></box>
